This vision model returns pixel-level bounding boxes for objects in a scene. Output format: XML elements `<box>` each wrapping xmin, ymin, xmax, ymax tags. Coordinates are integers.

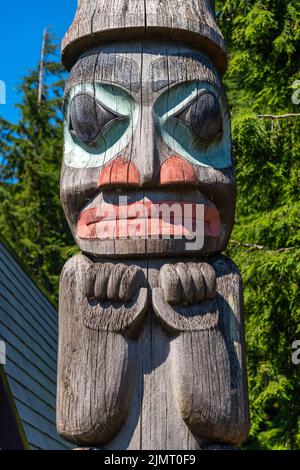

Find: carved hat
<box><xmin>62</xmin><ymin>0</ymin><xmax>227</xmax><ymax>74</ymax></box>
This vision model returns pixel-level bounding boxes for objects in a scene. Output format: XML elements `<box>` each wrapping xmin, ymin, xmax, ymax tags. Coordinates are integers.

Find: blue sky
<box><xmin>0</xmin><ymin>0</ymin><xmax>77</xmax><ymax>122</ymax></box>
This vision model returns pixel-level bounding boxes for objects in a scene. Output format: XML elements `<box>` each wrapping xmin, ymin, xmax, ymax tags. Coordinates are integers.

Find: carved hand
<box><xmin>81</xmin><ymin>259</ymin><xmax>148</xmax><ymax>339</ymax></box>
<box><xmin>58</xmin><ymin>254</ymin><xmax>146</xmax><ymax>444</ymax></box>
<box><xmin>152</xmin><ymin>262</ymin><xmax>219</xmax><ymax>335</ymax></box>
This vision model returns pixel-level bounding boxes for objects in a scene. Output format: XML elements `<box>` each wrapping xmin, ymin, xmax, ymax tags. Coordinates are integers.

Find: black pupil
<box><xmin>69</xmin><ymin>94</ymin><xmax>116</xmax><ymax>145</ymax></box>
<box><xmin>190</xmin><ymin>91</ymin><xmax>223</xmax><ymax>145</ymax></box>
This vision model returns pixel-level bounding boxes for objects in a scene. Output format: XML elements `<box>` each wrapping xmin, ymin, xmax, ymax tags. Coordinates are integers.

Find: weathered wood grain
<box><xmin>61</xmin><ymin>43</ymin><xmax>234</xmax><ymax>258</ymax></box>
<box><xmin>57</xmin><ymin>255</ymin><xmax>249</xmax><ymax>448</ymax></box>
<box><xmin>62</xmin><ymin>1</ymin><xmax>227</xmax><ymax>74</ymax></box>
<box><xmin>57</xmin><ymin>254</ymin><xmax>141</xmax><ymax>445</ymax></box>
<box><xmin>57</xmin><ymin>0</ymin><xmax>249</xmax><ymax>450</ymax></box>
<box><xmin>167</xmin><ymin>257</ymin><xmax>249</xmax><ymax>446</ymax></box>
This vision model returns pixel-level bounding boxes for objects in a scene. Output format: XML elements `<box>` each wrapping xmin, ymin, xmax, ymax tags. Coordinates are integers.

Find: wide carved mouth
<box><xmin>77</xmin><ymin>190</ymin><xmax>221</xmax><ymax>241</ymax></box>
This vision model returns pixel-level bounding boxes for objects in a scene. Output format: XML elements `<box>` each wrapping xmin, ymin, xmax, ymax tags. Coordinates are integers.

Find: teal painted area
<box><xmin>64</xmin><ymin>83</ymin><xmax>139</xmax><ymax>169</ymax></box>
<box><xmin>154</xmin><ymin>81</ymin><xmax>232</xmax><ymax>169</ymax></box>
<box><xmin>64</xmin><ymin>80</ymin><xmax>232</xmax><ymax>170</ymax></box>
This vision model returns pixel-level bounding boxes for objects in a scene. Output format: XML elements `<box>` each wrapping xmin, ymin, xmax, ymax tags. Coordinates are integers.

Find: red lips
<box><xmin>80</xmin><ymin>157</ymin><xmax>221</xmax><ymax>241</ymax></box>
<box><xmin>77</xmin><ymin>201</ymin><xmax>221</xmax><ymax>240</ymax></box>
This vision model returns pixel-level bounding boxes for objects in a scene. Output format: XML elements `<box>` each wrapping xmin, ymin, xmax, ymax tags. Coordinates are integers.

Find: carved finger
<box><xmin>107</xmin><ymin>263</ymin><xmax>127</xmax><ymax>301</ymax></box>
<box><xmin>200</xmin><ymin>263</ymin><xmax>217</xmax><ymax>300</ymax></box>
<box><xmin>119</xmin><ymin>266</ymin><xmax>145</xmax><ymax>303</ymax></box>
<box><xmin>159</xmin><ymin>264</ymin><xmax>183</xmax><ymax>304</ymax></box>
<box><xmin>188</xmin><ymin>262</ymin><xmax>206</xmax><ymax>303</ymax></box>
<box><xmin>94</xmin><ymin>263</ymin><xmax>114</xmax><ymax>300</ymax></box>
<box><xmin>175</xmin><ymin>263</ymin><xmax>194</xmax><ymax>305</ymax></box>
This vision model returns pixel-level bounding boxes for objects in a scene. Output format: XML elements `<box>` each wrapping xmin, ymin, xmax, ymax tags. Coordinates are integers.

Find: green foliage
<box><xmin>217</xmin><ymin>0</ymin><xmax>300</xmax><ymax>450</ymax></box>
<box><xmin>0</xmin><ymin>3</ymin><xmax>298</xmax><ymax>450</ymax></box>
<box><xmin>0</xmin><ymin>33</ymin><xmax>76</xmax><ymax>304</ymax></box>
<box><xmin>219</xmin><ymin>0</ymin><xmax>300</xmax><ymax>110</ymax></box>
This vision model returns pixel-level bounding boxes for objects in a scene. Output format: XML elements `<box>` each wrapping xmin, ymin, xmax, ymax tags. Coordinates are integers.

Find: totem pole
<box><xmin>57</xmin><ymin>0</ymin><xmax>250</xmax><ymax>450</ymax></box>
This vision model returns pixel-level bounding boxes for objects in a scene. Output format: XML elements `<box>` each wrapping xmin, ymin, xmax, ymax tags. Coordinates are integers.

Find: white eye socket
<box><xmin>64</xmin><ymin>83</ymin><xmax>139</xmax><ymax>169</ymax></box>
<box><xmin>69</xmin><ymin>94</ymin><xmax>121</xmax><ymax>146</ymax></box>
<box><xmin>175</xmin><ymin>90</ymin><xmax>223</xmax><ymax>147</ymax></box>
<box><xmin>153</xmin><ymin>81</ymin><xmax>232</xmax><ymax>169</ymax></box>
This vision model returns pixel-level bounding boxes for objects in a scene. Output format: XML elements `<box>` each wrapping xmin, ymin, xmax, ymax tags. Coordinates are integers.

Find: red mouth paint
<box><xmin>77</xmin><ymin>200</ymin><xmax>220</xmax><ymax>240</ymax></box>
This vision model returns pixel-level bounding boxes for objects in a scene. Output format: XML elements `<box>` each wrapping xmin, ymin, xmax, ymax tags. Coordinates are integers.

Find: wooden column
<box><xmin>57</xmin><ymin>0</ymin><xmax>250</xmax><ymax>450</ymax></box>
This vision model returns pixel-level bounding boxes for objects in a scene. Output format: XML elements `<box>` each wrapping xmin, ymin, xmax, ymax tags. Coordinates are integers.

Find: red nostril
<box><xmin>98</xmin><ymin>157</ymin><xmax>140</xmax><ymax>188</ymax></box>
<box><xmin>160</xmin><ymin>156</ymin><xmax>198</xmax><ymax>186</ymax></box>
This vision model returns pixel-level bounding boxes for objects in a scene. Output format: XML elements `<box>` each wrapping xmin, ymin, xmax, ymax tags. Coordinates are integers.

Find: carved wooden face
<box><xmin>61</xmin><ymin>43</ymin><xmax>236</xmax><ymax>258</ymax></box>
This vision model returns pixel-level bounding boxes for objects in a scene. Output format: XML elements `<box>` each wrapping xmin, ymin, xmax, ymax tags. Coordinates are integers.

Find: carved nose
<box><xmin>160</xmin><ymin>156</ymin><xmax>198</xmax><ymax>186</ymax></box>
<box><xmin>139</xmin><ymin>111</ymin><xmax>158</xmax><ymax>187</ymax></box>
<box><xmin>98</xmin><ymin>157</ymin><xmax>140</xmax><ymax>188</ymax></box>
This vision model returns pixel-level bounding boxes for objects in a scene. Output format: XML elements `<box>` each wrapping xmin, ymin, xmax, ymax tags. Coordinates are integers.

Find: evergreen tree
<box><xmin>217</xmin><ymin>0</ymin><xmax>300</xmax><ymax>449</ymax></box>
<box><xmin>0</xmin><ymin>3</ymin><xmax>299</xmax><ymax>450</ymax></box>
<box><xmin>0</xmin><ymin>33</ymin><xmax>76</xmax><ymax>304</ymax></box>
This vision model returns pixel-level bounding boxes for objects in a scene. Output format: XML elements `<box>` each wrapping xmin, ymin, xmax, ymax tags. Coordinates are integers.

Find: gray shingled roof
<box><xmin>0</xmin><ymin>242</ymin><xmax>71</xmax><ymax>450</ymax></box>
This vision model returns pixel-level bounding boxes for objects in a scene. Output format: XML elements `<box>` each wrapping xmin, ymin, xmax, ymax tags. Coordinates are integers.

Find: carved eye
<box><xmin>69</xmin><ymin>94</ymin><xmax>120</xmax><ymax>145</ymax></box>
<box><xmin>176</xmin><ymin>90</ymin><xmax>223</xmax><ymax>146</ymax></box>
